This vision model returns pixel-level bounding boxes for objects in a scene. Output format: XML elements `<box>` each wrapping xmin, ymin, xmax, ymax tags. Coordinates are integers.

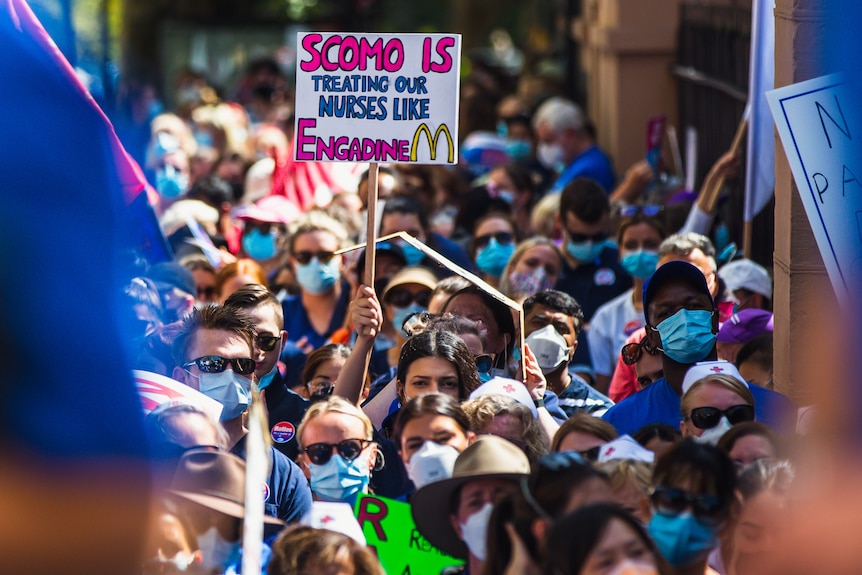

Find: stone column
<box><xmin>772</xmin><ymin>0</ymin><xmax>834</xmax><ymax>404</ymax></box>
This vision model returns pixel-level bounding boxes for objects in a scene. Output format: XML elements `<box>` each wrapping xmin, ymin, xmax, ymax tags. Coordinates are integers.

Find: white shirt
<box><xmin>587</xmin><ymin>288</ymin><xmax>644</xmax><ymax>377</ymax></box>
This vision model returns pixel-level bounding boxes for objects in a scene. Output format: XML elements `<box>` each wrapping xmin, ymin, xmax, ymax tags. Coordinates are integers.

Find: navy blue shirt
<box><xmin>231</xmin><ymin>434</ymin><xmax>312</xmax><ymax>524</ymax></box>
<box><xmin>281</xmin><ymin>278</ymin><xmax>351</xmax><ymax>351</ymax></box>
<box><xmin>555</xmin><ymin>246</ymin><xmax>632</xmax><ymax>373</ymax></box>
<box><xmin>265</xmin><ymin>383</ymin><xmax>311</xmax><ymax>462</ymax></box>
<box><xmin>602</xmin><ymin>378</ymin><xmax>797</xmax><ymax>436</ymax></box>
<box><xmin>549</xmin><ymin>145</ymin><xmax>616</xmax><ymax>194</ymax></box>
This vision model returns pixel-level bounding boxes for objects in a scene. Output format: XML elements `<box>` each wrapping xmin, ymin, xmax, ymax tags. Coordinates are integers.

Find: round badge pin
<box><xmin>594</xmin><ymin>267</ymin><xmax>616</xmax><ymax>286</ymax></box>
<box><xmin>271</xmin><ymin>421</ymin><xmax>295</xmax><ymax>443</ymax></box>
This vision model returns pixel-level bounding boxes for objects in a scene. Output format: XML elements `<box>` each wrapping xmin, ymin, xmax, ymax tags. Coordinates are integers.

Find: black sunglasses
<box><xmin>256</xmin><ymin>335</ymin><xmax>281</xmax><ymax>352</ymax></box>
<box><xmin>650</xmin><ymin>485</ymin><xmax>726</xmax><ymax>524</ymax></box>
<box><xmin>183</xmin><ymin>355</ymin><xmax>256</xmax><ymax>375</ymax></box>
<box><xmin>578</xmin><ymin>446</ymin><xmax>601</xmax><ymax>462</ymax></box>
<box><xmin>294</xmin><ymin>250</ymin><xmax>336</xmax><ymax>265</ymax></box>
<box><xmin>619</xmin><ymin>204</ymin><xmax>663</xmax><ymax>218</ymax></box>
<box><xmin>304</xmin><ymin>439</ymin><xmax>372</xmax><ymax>465</ymax></box>
<box><xmin>474</xmin><ymin>354</ymin><xmax>493</xmax><ymax>374</ymax></box>
<box><xmin>567</xmin><ymin>231</ymin><xmax>608</xmax><ymax>244</ymax></box>
<box><xmin>198</xmin><ymin>286</ymin><xmax>217</xmax><ymax>299</ymax></box>
<box><xmin>385</xmin><ymin>288</ymin><xmax>431</xmax><ymax>309</ymax></box>
<box><xmin>689</xmin><ymin>404</ymin><xmax>755</xmax><ymax>430</ymax></box>
<box><xmin>245</xmin><ymin>221</ymin><xmax>280</xmax><ymax>235</ymax></box>
<box><xmin>474</xmin><ymin>231</ymin><xmax>515</xmax><ymax>249</ymax></box>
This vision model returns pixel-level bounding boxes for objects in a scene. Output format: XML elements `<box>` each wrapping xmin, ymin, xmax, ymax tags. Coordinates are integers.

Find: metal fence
<box><xmin>675</xmin><ymin>1</ymin><xmax>774</xmax><ymax>266</ymax></box>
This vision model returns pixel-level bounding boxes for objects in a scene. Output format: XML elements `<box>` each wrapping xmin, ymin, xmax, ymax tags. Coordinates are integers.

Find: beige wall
<box><xmin>575</xmin><ymin>0</ymin><xmax>681</xmax><ymax>173</ymax></box>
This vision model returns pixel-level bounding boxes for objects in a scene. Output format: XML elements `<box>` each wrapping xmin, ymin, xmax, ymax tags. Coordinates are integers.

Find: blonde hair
<box><xmin>297</xmin><ymin>396</ymin><xmax>374</xmax><ymax>447</ymax></box>
<box><xmin>681</xmin><ymin>374</ymin><xmax>755</xmax><ymax>420</ymax></box>
<box><xmin>288</xmin><ymin>210</ymin><xmax>349</xmax><ymax>253</ymax></box>
<box><xmin>596</xmin><ymin>459</ymin><xmax>653</xmax><ymax>496</ymax></box>
<box><xmin>498</xmin><ymin>237</ymin><xmax>562</xmax><ymax>299</ymax></box>
<box><xmin>461</xmin><ymin>394</ymin><xmax>548</xmax><ymax>464</ymax></box>
<box><xmin>531</xmin><ymin>194</ymin><xmax>560</xmax><ymax>239</ymax></box>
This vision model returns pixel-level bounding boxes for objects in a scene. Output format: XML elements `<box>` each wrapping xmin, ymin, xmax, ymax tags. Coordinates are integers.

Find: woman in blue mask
<box><xmin>589</xmin><ymin>206</ymin><xmax>667</xmax><ymax>393</ymax></box>
<box><xmin>282</xmin><ymin>211</ymin><xmax>351</xmax><ymax>352</ymax></box>
<box><xmin>297</xmin><ymin>396</ymin><xmax>379</xmax><ymax>505</ymax></box>
<box><xmin>647</xmin><ymin>439</ymin><xmax>736</xmax><ymax>575</ymax></box>
<box><xmin>470</xmin><ymin>212</ymin><xmax>518</xmax><ymax>288</ymax></box>
<box><xmin>379</xmin><ymin>267</ymin><xmax>438</xmax><ymax>374</ymax></box>
<box><xmin>235</xmin><ymin>200</ymin><xmax>293</xmax><ymax>271</ymax></box>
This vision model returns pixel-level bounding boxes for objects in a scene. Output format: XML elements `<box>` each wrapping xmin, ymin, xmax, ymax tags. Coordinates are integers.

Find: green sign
<box><xmin>354</xmin><ymin>493</ymin><xmax>464</xmax><ymax>575</ymax></box>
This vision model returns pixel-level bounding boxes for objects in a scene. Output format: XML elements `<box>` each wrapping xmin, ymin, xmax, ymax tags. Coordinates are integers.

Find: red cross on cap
<box><xmin>321</xmin><ymin>515</ymin><xmax>334</xmax><ymax>524</ymax></box>
<box><xmin>710</xmin><ymin>366</ymin><xmax>724</xmax><ymax>373</ymax></box>
<box><xmin>605</xmin><ymin>446</ymin><xmax>616</xmax><ymax>456</ymax></box>
<box><xmin>503</xmin><ymin>384</ymin><xmax>516</xmax><ymax>393</ymax></box>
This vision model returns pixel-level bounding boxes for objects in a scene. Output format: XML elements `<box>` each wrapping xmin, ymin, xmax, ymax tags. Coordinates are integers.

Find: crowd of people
<box><xmin>115</xmin><ymin>53</ymin><xmax>805</xmax><ymax>575</ymax></box>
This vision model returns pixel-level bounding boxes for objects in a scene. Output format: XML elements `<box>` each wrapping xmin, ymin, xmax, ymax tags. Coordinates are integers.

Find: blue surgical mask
<box><xmin>295</xmin><ymin>258</ymin><xmax>339</xmax><ymax>295</ymax></box>
<box><xmin>648</xmin><ymin>511</ymin><xmax>718</xmax><ymax>567</ymax></box>
<box><xmin>258</xmin><ymin>345</ymin><xmax>282</xmax><ymax>391</ymax></box>
<box><xmin>652</xmin><ymin>308</ymin><xmax>716</xmax><ymax>364</ymax></box>
<box><xmin>155</xmin><ymin>164</ymin><xmax>188</xmax><ymax>199</ymax></box>
<box><xmin>391</xmin><ymin>303</ymin><xmax>425</xmax><ymax>336</ymax></box>
<box><xmin>399</xmin><ymin>241</ymin><xmax>425</xmax><ymax>266</ymax></box>
<box><xmin>566</xmin><ymin>239</ymin><xmax>605</xmax><ymax>263</ymax></box>
<box><xmin>310</xmin><ymin>454</ymin><xmax>371</xmax><ymax>504</ymax></box>
<box><xmin>496</xmin><ymin>189</ymin><xmax>517</xmax><ymax>205</ymax></box>
<box><xmin>191</xmin><ymin>370</ymin><xmax>251</xmax><ymax>421</ymax></box>
<box><xmin>242</xmin><ymin>229</ymin><xmax>278</xmax><ymax>261</ymax></box>
<box><xmin>621</xmin><ymin>250</ymin><xmax>660</xmax><ymax>280</ymax></box>
<box><xmin>475</xmin><ymin>238</ymin><xmax>515</xmax><ymax>277</ymax></box>
<box><xmin>505</xmin><ymin>139</ymin><xmax>532</xmax><ymax>163</ymax></box>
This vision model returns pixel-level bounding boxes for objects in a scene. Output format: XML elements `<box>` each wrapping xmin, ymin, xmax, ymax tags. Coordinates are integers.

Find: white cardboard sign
<box><xmin>293</xmin><ymin>32</ymin><xmax>461</xmax><ymax>164</ymax></box>
<box><xmin>767</xmin><ymin>75</ymin><xmax>862</xmax><ymax>306</ymax></box>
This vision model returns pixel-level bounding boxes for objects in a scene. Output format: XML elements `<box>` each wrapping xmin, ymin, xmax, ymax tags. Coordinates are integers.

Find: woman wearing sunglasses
<box><xmin>648</xmin><ymin>439</ymin><xmax>737</xmax><ymax>575</ymax></box>
<box><xmin>470</xmin><ymin>212</ymin><xmax>518</xmax><ymax>288</ymax></box>
<box><xmin>297</xmin><ymin>395</ymin><xmax>379</xmax><ymax>505</ymax></box>
<box><xmin>379</xmin><ymin>267</ymin><xmax>438</xmax><ymax>372</ymax></box>
<box><xmin>679</xmin><ymin>361</ymin><xmax>755</xmax><ymax>446</ymax></box>
<box><xmin>589</xmin><ymin>205</ymin><xmax>667</xmax><ymax>394</ymax></box>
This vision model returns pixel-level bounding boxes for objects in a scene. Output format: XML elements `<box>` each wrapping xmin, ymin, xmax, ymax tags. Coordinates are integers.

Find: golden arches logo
<box><xmin>409</xmin><ymin>123</ymin><xmax>454</xmax><ymax>163</ymax></box>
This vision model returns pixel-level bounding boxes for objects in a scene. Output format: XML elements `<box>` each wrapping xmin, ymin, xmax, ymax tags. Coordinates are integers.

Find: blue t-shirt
<box><xmin>231</xmin><ymin>434</ymin><xmax>312</xmax><ymax>524</ymax></box>
<box><xmin>557</xmin><ymin>371</ymin><xmax>615</xmax><ymax>418</ymax></box>
<box><xmin>281</xmin><ymin>279</ymin><xmax>351</xmax><ymax>350</ymax></box>
<box><xmin>602</xmin><ymin>378</ymin><xmax>797</xmax><ymax>436</ymax></box>
<box><xmin>549</xmin><ymin>145</ymin><xmax>616</xmax><ymax>194</ymax></box>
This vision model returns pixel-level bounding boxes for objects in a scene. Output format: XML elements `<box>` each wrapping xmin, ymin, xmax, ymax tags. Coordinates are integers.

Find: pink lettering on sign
<box><xmin>357</xmin><ymin>496</ymin><xmax>389</xmax><ymax>542</ymax></box>
<box><xmin>300</xmin><ymin>34</ymin><xmax>405</xmax><ymax>73</ymax></box>
<box><xmin>421</xmin><ymin>37</ymin><xmax>455</xmax><ymax>73</ymax></box>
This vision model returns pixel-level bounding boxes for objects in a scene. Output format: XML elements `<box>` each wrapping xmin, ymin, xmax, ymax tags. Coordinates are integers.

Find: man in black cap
<box><xmin>602</xmin><ymin>260</ymin><xmax>794</xmax><ymax>435</ymax></box>
<box><xmin>146</xmin><ymin>261</ymin><xmax>197</xmax><ymax>323</ymax></box>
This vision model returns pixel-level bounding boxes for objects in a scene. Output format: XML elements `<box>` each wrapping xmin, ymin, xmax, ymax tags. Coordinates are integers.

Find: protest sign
<box><xmin>337</xmin><ymin>231</ymin><xmax>527</xmax><ymax>380</ymax></box>
<box><xmin>355</xmin><ymin>494</ymin><xmax>464</xmax><ymax>575</ymax></box>
<box><xmin>766</xmin><ymin>74</ymin><xmax>862</xmax><ymax>306</ymax></box>
<box><xmin>293</xmin><ymin>33</ymin><xmax>461</xmax><ymax>164</ymax></box>
<box><xmin>134</xmin><ymin>369</ymin><xmax>223</xmax><ymax>421</ymax></box>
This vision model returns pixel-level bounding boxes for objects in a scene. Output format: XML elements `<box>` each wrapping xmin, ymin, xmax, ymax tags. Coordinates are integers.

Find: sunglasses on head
<box><xmin>474</xmin><ymin>231</ymin><xmax>515</xmax><ymax>249</ymax></box>
<box><xmin>567</xmin><ymin>231</ymin><xmax>608</xmax><ymax>244</ymax></box>
<box><xmin>303</xmin><ymin>439</ymin><xmax>372</xmax><ymax>465</ymax></box>
<box><xmin>183</xmin><ymin>355</ymin><xmax>256</xmax><ymax>375</ymax></box>
<box><xmin>245</xmin><ymin>221</ymin><xmax>279</xmax><ymax>235</ymax></box>
<box><xmin>650</xmin><ymin>485</ymin><xmax>726</xmax><ymax>524</ymax></box>
<box><xmin>294</xmin><ymin>251</ymin><xmax>336</xmax><ymax>265</ymax></box>
<box><xmin>619</xmin><ymin>204</ymin><xmax>663</xmax><ymax>218</ymax></box>
<box><xmin>474</xmin><ymin>354</ymin><xmax>493</xmax><ymax>374</ymax></box>
<box><xmin>256</xmin><ymin>335</ymin><xmax>281</xmax><ymax>352</ymax></box>
<box><xmin>621</xmin><ymin>341</ymin><xmax>659</xmax><ymax>365</ymax></box>
<box><xmin>385</xmin><ymin>288</ymin><xmax>431</xmax><ymax>309</ymax></box>
<box><xmin>689</xmin><ymin>404</ymin><xmax>755</xmax><ymax>430</ymax></box>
